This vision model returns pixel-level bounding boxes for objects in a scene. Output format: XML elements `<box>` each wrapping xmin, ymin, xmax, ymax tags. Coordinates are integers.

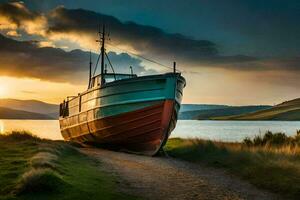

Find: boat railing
<box><xmin>59</xmin><ymin>100</ymin><xmax>69</xmax><ymax>117</ymax></box>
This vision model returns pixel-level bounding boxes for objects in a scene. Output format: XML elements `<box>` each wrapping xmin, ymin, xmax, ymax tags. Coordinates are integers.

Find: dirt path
<box><xmin>81</xmin><ymin>148</ymin><xmax>281</xmax><ymax>200</ymax></box>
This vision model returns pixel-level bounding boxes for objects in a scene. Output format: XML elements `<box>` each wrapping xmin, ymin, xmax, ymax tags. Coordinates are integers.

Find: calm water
<box><xmin>0</xmin><ymin>120</ymin><xmax>299</xmax><ymax>142</ymax></box>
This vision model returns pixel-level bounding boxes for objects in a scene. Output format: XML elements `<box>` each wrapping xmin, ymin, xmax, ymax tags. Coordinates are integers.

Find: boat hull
<box><xmin>59</xmin><ymin>73</ymin><xmax>185</xmax><ymax>156</ymax></box>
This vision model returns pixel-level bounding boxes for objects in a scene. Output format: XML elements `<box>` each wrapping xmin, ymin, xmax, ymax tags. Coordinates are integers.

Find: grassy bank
<box><xmin>0</xmin><ymin>131</ymin><xmax>137</xmax><ymax>200</ymax></box>
<box><xmin>165</xmin><ymin>131</ymin><xmax>300</xmax><ymax>199</ymax></box>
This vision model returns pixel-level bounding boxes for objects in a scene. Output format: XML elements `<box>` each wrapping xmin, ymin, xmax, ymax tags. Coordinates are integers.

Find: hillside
<box><xmin>180</xmin><ymin>104</ymin><xmax>229</xmax><ymax>112</ymax></box>
<box><xmin>195</xmin><ymin>106</ymin><xmax>271</xmax><ymax>120</ymax></box>
<box><xmin>179</xmin><ymin>104</ymin><xmax>229</xmax><ymax>119</ymax></box>
<box><xmin>0</xmin><ymin>107</ymin><xmax>54</xmax><ymax>119</ymax></box>
<box><xmin>216</xmin><ymin>98</ymin><xmax>300</xmax><ymax>120</ymax></box>
<box><xmin>0</xmin><ymin>98</ymin><xmax>58</xmax><ymax>115</ymax></box>
<box><xmin>0</xmin><ymin>98</ymin><xmax>59</xmax><ymax>118</ymax></box>
<box><xmin>179</xmin><ymin>105</ymin><xmax>271</xmax><ymax>120</ymax></box>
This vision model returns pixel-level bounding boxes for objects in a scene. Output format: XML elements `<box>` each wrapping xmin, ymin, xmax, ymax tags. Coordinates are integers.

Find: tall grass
<box><xmin>0</xmin><ymin>130</ymin><xmax>41</xmax><ymax>141</ymax></box>
<box><xmin>0</xmin><ymin>131</ymin><xmax>65</xmax><ymax>194</ymax></box>
<box><xmin>30</xmin><ymin>152</ymin><xmax>58</xmax><ymax>170</ymax></box>
<box><xmin>1</xmin><ymin>131</ymin><xmax>138</xmax><ymax>200</ymax></box>
<box><xmin>165</xmin><ymin>131</ymin><xmax>300</xmax><ymax>199</ymax></box>
<box><xmin>16</xmin><ymin>169</ymin><xmax>65</xmax><ymax>194</ymax></box>
<box><xmin>14</xmin><ymin>134</ymin><xmax>66</xmax><ymax>194</ymax></box>
<box><xmin>243</xmin><ymin>130</ymin><xmax>300</xmax><ymax>147</ymax></box>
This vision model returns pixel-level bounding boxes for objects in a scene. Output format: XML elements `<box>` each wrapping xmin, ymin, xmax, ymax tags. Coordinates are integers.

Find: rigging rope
<box><xmin>93</xmin><ymin>53</ymin><xmax>101</xmax><ymax>76</ymax></box>
<box><xmin>105</xmin><ymin>52</ymin><xmax>117</xmax><ymax>80</ymax></box>
<box><xmin>106</xmin><ymin>42</ymin><xmax>181</xmax><ymax>72</ymax></box>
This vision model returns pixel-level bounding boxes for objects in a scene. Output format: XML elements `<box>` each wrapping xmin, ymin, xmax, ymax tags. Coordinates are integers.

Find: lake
<box><xmin>0</xmin><ymin>119</ymin><xmax>299</xmax><ymax>142</ymax></box>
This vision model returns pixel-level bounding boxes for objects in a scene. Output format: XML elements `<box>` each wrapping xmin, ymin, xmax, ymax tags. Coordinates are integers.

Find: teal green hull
<box><xmin>63</xmin><ymin>73</ymin><xmax>184</xmax><ymax>120</ymax></box>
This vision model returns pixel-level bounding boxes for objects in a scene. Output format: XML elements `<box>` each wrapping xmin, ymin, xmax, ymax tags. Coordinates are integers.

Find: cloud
<box><xmin>0</xmin><ymin>1</ymin><xmax>38</xmax><ymax>24</ymax></box>
<box><xmin>0</xmin><ymin>2</ymin><xmax>219</xmax><ymax>62</ymax></box>
<box><xmin>0</xmin><ymin>33</ymin><xmax>153</xmax><ymax>84</ymax></box>
<box><xmin>0</xmin><ymin>1</ymin><xmax>299</xmax><ymax>74</ymax></box>
<box><xmin>6</xmin><ymin>30</ymin><xmax>21</xmax><ymax>37</ymax></box>
<box><xmin>0</xmin><ymin>1</ymin><xmax>47</xmax><ymax>36</ymax></box>
<box><xmin>21</xmin><ymin>90</ymin><xmax>37</xmax><ymax>94</ymax></box>
<box><xmin>45</xmin><ymin>6</ymin><xmax>223</xmax><ymax>65</ymax></box>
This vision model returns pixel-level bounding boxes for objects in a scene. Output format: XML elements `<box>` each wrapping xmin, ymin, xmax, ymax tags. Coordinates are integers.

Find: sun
<box><xmin>0</xmin><ymin>85</ymin><xmax>7</xmax><ymax>98</ymax></box>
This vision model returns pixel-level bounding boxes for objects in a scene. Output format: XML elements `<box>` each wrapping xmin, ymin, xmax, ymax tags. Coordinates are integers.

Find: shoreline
<box><xmin>1</xmin><ymin>131</ymin><xmax>299</xmax><ymax>199</ymax></box>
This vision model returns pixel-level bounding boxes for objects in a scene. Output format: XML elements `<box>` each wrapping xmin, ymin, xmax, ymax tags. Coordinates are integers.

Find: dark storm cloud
<box><xmin>47</xmin><ymin>6</ymin><xmax>219</xmax><ymax>60</ymax></box>
<box><xmin>0</xmin><ymin>33</ymin><xmax>152</xmax><ymax>83</ymax></box>
<box><xmin>0</xmin><ymin>2</ymin><xmax>219</xmax><ymax>60</ymax></box>
<box><xmin>16</xmin><ymin>0</ymin><xmax>300</xmax><ymax>57</ymax></box>
<box><xmin>0</xmin><ymin>1</ymin><xmax>299</xmax><ymax>75</ymax></box>
<box><xmin>0</xmin><ymin>1</ymin><xmax>37</xmax><ymax>23</ymax></box>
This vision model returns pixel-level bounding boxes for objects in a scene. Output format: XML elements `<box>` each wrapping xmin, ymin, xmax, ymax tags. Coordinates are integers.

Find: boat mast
<box><xmin>100</xmin><ymin>25</ymin><xmax>105</xmax><ymax>85</ymax></box>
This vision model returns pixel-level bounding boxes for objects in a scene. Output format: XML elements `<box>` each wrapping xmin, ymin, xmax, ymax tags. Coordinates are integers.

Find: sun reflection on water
<box><xmin>0</xmin><ymin>120</ymin><xmax>4</xmax><ymax>134</ymax></box>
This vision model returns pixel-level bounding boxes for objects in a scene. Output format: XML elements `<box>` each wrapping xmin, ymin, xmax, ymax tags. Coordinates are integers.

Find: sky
<box><xmin>0</xmin><ymin>0</ymin><xmax>299</xmax><ymax>105</ymax></box>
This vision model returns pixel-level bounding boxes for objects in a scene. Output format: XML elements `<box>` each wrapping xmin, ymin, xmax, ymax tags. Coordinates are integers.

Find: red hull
<box><xmin>61</xmin><ymin>100</ymin><xmax>177</xmax><ymax>156</ymax></box>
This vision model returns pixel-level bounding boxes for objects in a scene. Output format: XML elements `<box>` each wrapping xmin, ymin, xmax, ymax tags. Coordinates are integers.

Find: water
<box><xmin>0</xmin><ymin>120</ymin><xmax>299</xmax><ymax>142</ymax></box>
<box><xmin>0</xmin><ymin>120</ymin><xmax>62</xmax><ymax>140</ymax></box>
<box><xmin>172</xmin><ymin>120</ymin><xmax>300</xmax><ymax>142</ymax></box>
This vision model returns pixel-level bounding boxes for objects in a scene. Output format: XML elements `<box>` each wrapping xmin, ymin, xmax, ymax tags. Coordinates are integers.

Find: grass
<box><xmin>0</xmin><ymin>131</ymin><xmax>138</xmax><ymax>200</ymax></box>
<box><xmin>165</xmin><ymin>131</ymin><xmax>300</xmax><ymax>199</ymax></box>
<box><xmin>16</xmin><ymin>169</ymin><xmax>65</xmax><ymax>194</ymax></box>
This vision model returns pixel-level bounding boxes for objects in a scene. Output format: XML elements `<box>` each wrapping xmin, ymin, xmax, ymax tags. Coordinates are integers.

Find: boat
<box><xmin>59</xmin><ymin>26</ymin><xmax>186</xmax><ymax>156</ymax></box>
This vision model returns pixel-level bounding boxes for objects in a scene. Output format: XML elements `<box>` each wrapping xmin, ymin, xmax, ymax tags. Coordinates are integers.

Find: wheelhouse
<box><xmin>89</xmin><ymin>73</ymin><xmax>137</xmax><ymax>88</ymax></box>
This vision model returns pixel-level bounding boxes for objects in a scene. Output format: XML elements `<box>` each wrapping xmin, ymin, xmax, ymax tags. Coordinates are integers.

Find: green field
<box><xmin>214</xmin><ymin>98</ymin><xmax>300</xmax><ymax>120</ymax></box>
<box><xmin>165</xmin><ymin>131</ymin><xmax>300</xmax><ymax>199</ymax></box>
<box><xmin>0</xmin><ymin>131</ymin><xmax>137</xmax><ymax>200</ymax></box>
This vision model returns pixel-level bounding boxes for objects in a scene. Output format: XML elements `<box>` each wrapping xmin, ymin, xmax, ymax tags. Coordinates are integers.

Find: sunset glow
<box><xmin>0</xmin><ymin>85</ymin><xmax>7</xmax><ymax>98</ymax></box>
<box><xmin>0</xmin><ymin>1</ymin><xmax>299</xmax><ymax>105</ymax></box>
<box><xmin>0</xmin><ymin>1</ymin><xmax>299</xmax><ymax>198</ymax></box>
<box><xmin>0</xmin><ymin>76</ymin><xmax>86</xmax><ymax>104</ymax></box>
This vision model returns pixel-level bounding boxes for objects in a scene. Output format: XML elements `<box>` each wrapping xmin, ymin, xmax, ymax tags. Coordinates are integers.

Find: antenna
<box><xmin>100</xmin><ymin>25</ymin><xmax>105</xmax><ymax>85</ymax></box>
<box><xmin>173</xmin><ymin>62</ymin><xmax>176</xmax><ymax>73</ymax></box>
<box><xmin>130</xmin><ymin>66</ymin><xmax>133</xmax><ymax>75</ymax></box>
<box><xmin>95</xmin><ymin>24</ymin><xmax>107</xmax><ymax>85</ymax></box>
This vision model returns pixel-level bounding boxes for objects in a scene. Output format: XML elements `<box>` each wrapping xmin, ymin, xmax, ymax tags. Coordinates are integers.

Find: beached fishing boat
<box><xmin>59</xmin><ymin>26</ymin><xmax>186</xmax><ymax>155</ymax></box>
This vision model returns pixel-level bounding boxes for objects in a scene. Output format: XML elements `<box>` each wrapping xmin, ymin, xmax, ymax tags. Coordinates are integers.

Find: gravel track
<box><xmin>81</xmin><ymin>148</ymin><xmax>281</xmax><ymax>200</ymax></box>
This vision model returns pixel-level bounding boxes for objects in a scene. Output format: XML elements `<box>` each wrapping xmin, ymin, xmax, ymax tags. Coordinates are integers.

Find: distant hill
<box><xmin>0</xmin><ymin>107</ymin><xmax>54</xmax><ymax>119</ymax></box>
<box><xmin>195</xmin><ymin>106</ymin><xmax>271</xmax><ymax>120</ymax></box>
<box><xmin>179</xmin><ymin>104</ymin><xmax>230</xmax><ymax>119</ymax></box>
<box><xmin>1</xmin><ymin>98</ymin><xmax>298</xmax><ymax>120</ymax></box>
<box><xmin>215</xmin><ymin>98</ymin><xmax>300</xmax><ymax>120</ymax></box>
<box><xmin>179</xmin><ymin>105</ymin><xmax>271</xmax><ymax>120</ymax></box>
<box><xmin>0</xmin><ymin>99</ymin><xmax>58</xmax><ymax>117</ymax></box>
<box><xmin>180</xmin><ymin>104</ymin><xmax>229</xmax><ymax>112</ymax></box>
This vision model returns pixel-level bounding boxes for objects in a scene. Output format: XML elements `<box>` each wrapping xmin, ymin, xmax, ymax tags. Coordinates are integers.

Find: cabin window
<box><xmin>104</xmin><ymin>77</ymin><xmax>115</xmax><ymax>83</ymax></box>
<box><xmin>103</xmin><ymin>74</ymin><xmax>137</xmax><ymax>83</ymax></box>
